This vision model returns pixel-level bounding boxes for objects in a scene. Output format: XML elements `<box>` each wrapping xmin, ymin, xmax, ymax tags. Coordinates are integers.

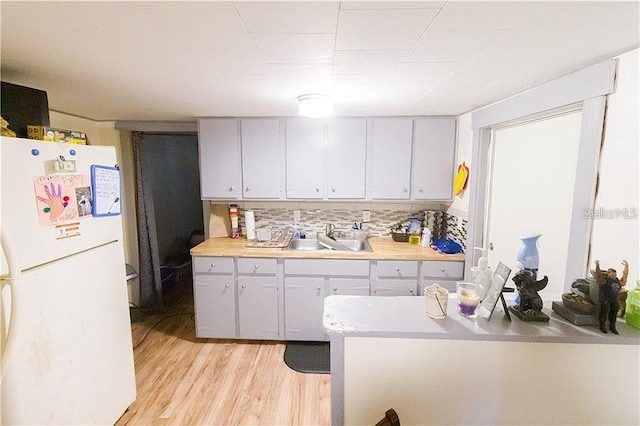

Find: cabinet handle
<box><xmin>210</xmin><ymin>263</ymin><xmax>216</xmax><ymax>269</ymax></box>
<box><xmin>229</xmin><ymin>186</ymin><xmax>235</xmax><ymax>191</ymax></box>
<box><xmin>403</xmin><ymin>187</ymin><xmax>408</xmax><ymax>193</ymax></box>
<box><xmin>395</xmin><ymin>267</ymin><xmax>400</xmax><ymax>272</ymax></box>
<box><xmin>333</xmin><ymin>287</ymin><xmax>338</xmax><ymax>292</ymax></box>
<box><xmin>317</xmin><ymin>286</ymin><xmax>321</xmax><ymax>291</ymax></box>
<box><xmin>441</xmin><ymin>268</ymin><xmax>445</xmax><ymax>272</ymax></box>
<box><xmin>315</xmin><ymin>188</ymin><xmax>320</xmax><ymax>192</ymax></box>
<box><xmin>331</xmin><ymin>187</ymin><xmax>336</xmax><ymax>192</ymax></box>
<box><xmin>241</xmin><ymin>284</ymin><xmax>246</xmax><ymax>289</ymax></box>
<box><xmin>409</xmin><ymin>288</ymin><xmax>414</xmax><ymax>294</ymax></box>
<box><xmin>224</xmin><ymin>283</ymin><xmax>230</xmax><ymax>288</ymax></box>
<box><xmin>245</xmin><ymin>186</ymin><xmax>250</xmax><ymax>192</ymax></box>
<box><xmin>254</xmin><ymin>264</ymin><xmax>259</xmax><ymax>269</ymax></box>
<box><xmin>418</xmin><ymin>187</ymin><xmax>424</xmax><ymax>192</ymax></box>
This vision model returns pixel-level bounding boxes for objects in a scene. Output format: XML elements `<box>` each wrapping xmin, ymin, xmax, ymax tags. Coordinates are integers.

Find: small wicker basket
<box><xmin>391</xmin><ymin>232</ymin><xmax>410</xmax><ymax>242</ymax></box>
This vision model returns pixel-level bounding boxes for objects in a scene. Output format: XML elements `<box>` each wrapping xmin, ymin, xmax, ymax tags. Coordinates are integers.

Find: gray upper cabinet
<box><xmin>240</xmin><ymin>119</ymin><xmax>283</xmax><ymax>199</ymax></box>
<box><xmin>370</xmin><ymin>118</ymin><xmax>413</xmax><ymax>199</ymax></box>
<box><xmin>198</xmin><ymin>119</ymin><xmax>242</xmax><ymax>199</ymax></box>
<box><xmin>197</xmin><ymin>116</ymin><xmax>456</xmax><ymax>201</ymax></box>
<box><xmin>412</xmin><ymin>118</ymin><xmax>456</xmax><ymax>200</ymax></box>
<box><xmin>327</xmin><ymin>118</ymin><xmax>367</xmax><ymax>199</ymax></box>
<box><xmin>285</xmin><ymin>119</ymin><xmax>325</xmax><ymax>199</ymax></box>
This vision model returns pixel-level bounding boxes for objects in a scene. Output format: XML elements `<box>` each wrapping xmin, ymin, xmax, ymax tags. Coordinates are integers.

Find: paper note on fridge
<box><xmin>34</xmin><ymin>174</ymin><xmax>93</xmax><ymax>226</ymax></box>
<box><xmin>90</xmin><ymin>165</ymin><xmax>122</xmax><ymax>216</ymax></box>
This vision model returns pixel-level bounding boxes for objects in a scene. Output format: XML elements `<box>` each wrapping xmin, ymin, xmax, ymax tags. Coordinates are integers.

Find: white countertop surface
<box><xmin>323</xmin><ymin>295</ymin><xmax>640</xmax><ymax>345</ymax></box>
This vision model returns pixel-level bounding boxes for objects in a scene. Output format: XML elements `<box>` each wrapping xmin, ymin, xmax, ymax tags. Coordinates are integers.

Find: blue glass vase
<box><xmin>516</xmin><ymin>234</ymin><xmax>541</xmax><ymax>280</ymax></box>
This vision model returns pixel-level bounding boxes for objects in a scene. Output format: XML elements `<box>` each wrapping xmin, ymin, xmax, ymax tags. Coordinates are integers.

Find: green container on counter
<box><xmin>625</xmin><ymin>280</ymin><xmax>640</xmax><ymax>330</ymax></box>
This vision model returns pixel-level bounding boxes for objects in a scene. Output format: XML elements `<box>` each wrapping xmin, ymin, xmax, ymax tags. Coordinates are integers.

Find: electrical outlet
<box><xmin>363</xmin><ymin>210</ymin><xmax>371</xmax><ymax>222</ymax></box>
<box><xmin>293</xmin><ymin>210</ymin><xmax>301</xmax><ymax>223</ymax></box>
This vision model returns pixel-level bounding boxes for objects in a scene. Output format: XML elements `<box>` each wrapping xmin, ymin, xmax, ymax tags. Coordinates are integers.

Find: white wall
<box><xmin>446</xmin><ymin>112</ymin><xmax>472</xmax><ymax>220</ymax></box>
<box><xmin>344</xmin><ymin>337</ymin><xmax>640</xmax><ymax>425</ymax></box>
<box><xmin>589</xmin><ymin>49</ymin><xmax>639</xmax><ymax>284</ymax></box>
<box><xmin>449</xmin><ymin>49</ymin><xmax>639</xmax><ymax>283</ymax></box>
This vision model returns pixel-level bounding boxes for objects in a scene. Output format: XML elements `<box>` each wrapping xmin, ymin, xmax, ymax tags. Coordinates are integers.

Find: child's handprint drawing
<box><xmin>37</xmin><ymin>182</ymin><xmax>68</xmax><ymax>221</ymax></box>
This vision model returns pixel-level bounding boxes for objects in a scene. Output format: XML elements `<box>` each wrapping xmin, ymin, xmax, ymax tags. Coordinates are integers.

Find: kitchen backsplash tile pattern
<box><xmin>224</xmin><ymin>203</ymin><xmax>467</xmax><ymax>251</ymax></box>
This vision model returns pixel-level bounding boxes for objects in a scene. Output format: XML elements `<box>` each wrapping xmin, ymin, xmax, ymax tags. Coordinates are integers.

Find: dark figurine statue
<box><xmin>512</xmin><ymin>270</ymin><xmax>548</xmax><ymax>316</ymax></box>
<box><xmin>595</xmin><ymin>260</ymin><xmax>629</xmax><ymax>334</ymax></box>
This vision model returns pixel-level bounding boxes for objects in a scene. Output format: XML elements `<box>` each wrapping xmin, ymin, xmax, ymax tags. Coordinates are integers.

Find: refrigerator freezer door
<box><xmin>1</xmin><ymin>137</ymin><xmax>124</xmax><ymax>271</ymax></box>
<box><xmin>1</xmin><ymin>241</ymin><xmax>136</xmax><ymax>425</ymax></box>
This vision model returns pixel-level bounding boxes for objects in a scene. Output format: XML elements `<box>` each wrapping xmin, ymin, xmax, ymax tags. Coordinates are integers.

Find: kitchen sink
<box><xmin>284</xmin><ymin>238</ymin><xmax>372</xmax><ymax>252</ymax></box>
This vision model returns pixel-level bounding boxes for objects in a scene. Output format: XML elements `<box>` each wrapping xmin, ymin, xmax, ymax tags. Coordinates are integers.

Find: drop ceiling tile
<box><xmin>407</xmin><ymin>30</ymin><xmax>509</xmax><ymax>62</ymax></box>
<box><xmin>332</xmin><ymin>50</ymin><xmax>407</xmax><ymax>74</ymax></box>
<box><xmin>339</xmin><ymin>1</ymin><xmax>447</xmax><ymax>10</ymax></box>
<box><xmin>336</xmin><ymin>8</ymin><xmax>439</xmax><ymax>50</ymax></box>
<box><xmin>264</xmin><ymin>64</ymin><xmax>332</xmax><ymax>84</ymax></box>
<box><xmin>429</xmin><ymin>1</ymin><xmax>549</xmax><ymax>31</ymax></box>
<box><xmin>252</xmin><ymin>33</ymin><xmax>335</xmax><ymax>64</ymax></box>
<box><xmin>331</xmin><ymin>74</ymin><xmax>392</xmax><ymax>85</ymax></box>
<box><xmin>392</xmin><ymin>62</ymin><xmax>463</xmax><ymax>83</ymax></box>
<box><xmin>235</xmin><ymin>1</ymin><xmax>338</xmax><ymax>33</ymax></box>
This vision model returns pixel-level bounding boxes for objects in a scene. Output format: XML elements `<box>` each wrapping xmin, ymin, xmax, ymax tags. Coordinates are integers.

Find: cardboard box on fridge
<box><xmin>27</xmin><ymin>125</ymin><xmax>88</xmax><ymax>144</ymax></box>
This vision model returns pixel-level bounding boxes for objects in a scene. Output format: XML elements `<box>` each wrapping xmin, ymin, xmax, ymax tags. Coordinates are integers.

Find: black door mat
<box><xmin>283</xmin><ymin>341</ymin><xmax>330</xmax><ymax>374</ymax></box>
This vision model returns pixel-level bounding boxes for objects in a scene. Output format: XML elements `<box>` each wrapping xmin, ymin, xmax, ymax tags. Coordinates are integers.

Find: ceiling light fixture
<box><xmin>298</xmin><ymin>94</ymin><xmax>332</xmax><ymax>118</ymax></box>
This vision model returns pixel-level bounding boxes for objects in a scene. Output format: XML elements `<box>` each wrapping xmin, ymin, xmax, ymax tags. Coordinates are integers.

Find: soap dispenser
<box><xmin>471</xmin><ymin>246</ymin><xmax>492</xmax><ymax>301</ymax></box>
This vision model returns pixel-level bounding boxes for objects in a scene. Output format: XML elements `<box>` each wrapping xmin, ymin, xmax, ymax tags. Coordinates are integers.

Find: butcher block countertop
<box><xmin>191</xmin><ymin>236</ymin><xmax>465</xmax><ymax>261</ymax></box>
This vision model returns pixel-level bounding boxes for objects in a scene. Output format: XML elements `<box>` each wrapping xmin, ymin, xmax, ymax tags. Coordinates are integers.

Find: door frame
<box><xmin>465</xmin><ymin>59</ymin><xmax>617</xmax><ymax>291</ymax></box>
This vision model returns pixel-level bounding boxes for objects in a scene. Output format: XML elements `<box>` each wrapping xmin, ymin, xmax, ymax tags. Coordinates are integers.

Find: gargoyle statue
<box><xmin>512</xmin><ymin>269</ymin><xmax>549</xmax><ymax>316</ymax></box>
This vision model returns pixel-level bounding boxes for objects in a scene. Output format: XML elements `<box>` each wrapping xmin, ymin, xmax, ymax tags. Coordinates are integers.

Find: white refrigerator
<box><xmin>1</xmin><ymin>137</ymin><xmax>136</xmax><ymax>424</ymax></box>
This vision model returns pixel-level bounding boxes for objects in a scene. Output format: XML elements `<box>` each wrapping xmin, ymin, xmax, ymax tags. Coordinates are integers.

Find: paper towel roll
<box><xmin>245</xmin><ymin>210</ymin><xmax>256</xmax><ymax>240</ymax></box>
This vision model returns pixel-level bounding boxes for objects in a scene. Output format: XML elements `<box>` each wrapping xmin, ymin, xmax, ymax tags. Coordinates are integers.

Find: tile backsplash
<box><xmin>215</xmin><ymin>202</ymin><xmax>467</xmax><ymax>252</ymax></box>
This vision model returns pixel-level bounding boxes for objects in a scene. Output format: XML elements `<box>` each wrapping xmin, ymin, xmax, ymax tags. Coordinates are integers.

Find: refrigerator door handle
<box><xmin>1</xmin><ymin>233</ymin><xmax>20</xmax><ymax>371</ymax></box>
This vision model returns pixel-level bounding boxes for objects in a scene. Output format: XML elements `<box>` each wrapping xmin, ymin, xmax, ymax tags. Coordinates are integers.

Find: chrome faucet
<box><xmin>325</xmin><ymin>224</ymin><xmax>345</xmax><ymax>239</ymax></box>
<box><xmin>325</xmin><ymin>224</ymin><xmax>335</xmax><ymax>238</ymax></box>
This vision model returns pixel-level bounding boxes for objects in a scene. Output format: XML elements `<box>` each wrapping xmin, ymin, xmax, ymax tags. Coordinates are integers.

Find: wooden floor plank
<box><xmin>116</xmin><ymin>280</ymin><xmax>330</xmax><ymax>425</ymax></box>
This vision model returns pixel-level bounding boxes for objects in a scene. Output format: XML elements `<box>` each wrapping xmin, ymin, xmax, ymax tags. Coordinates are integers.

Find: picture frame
<box><xmin>478</xmin><ymin>262</ymin><xmax>512</xmax><ymax>320</ymax></box>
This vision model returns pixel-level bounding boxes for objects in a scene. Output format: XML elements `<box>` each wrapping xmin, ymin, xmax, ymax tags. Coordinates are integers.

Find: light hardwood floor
<box><xmin>116</xmin><ymin>279</ymin><xmax>331</xmax><ymax>426</ymax></box>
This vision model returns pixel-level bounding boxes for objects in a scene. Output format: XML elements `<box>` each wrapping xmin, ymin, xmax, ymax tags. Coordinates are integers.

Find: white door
<box><xmin>193</xmin><ymin>274</ymin><xmax>236</xmax><ymax>338</ymax></box>
<box><xmin>486</xmin><ymin>111</ymin><xmax>582</xmax><ymax>300</ymax></box>
<box><xmin>370</xmin><ymin>118</ymin><xmax>412</xmax><ymax>199</ymax></box>
<box><xmin>412</xmin><ymin>118</ymin><xmax>456</xmax><ymax>200</ymax></box>
<box><xmin>285</xmin><ymin>119</ymin><xmax>325</xmax><ymax>198</ymax></box>
<box><xmin>198</xmin><ymin>119</ymin><xmax>241</xmax><ymax>199</ymax></box>
<box><xmin>327</xmin><ymin>118</ymin><xmax>367</xmax><ymax>199</ymax></box>
<box><xmin>284</xmin><ymin>277</ymin><xmax>325</xmax><ymax>341</ymax></box>
<box><xmin>241</xmin><ymin>119</ymin><xmax>282</xmax><ymax>198</ymax></box>
<box><xmin>238</xmin><ymin>276</ymin><xmax>279</xmax><ymax>339</ymax></box>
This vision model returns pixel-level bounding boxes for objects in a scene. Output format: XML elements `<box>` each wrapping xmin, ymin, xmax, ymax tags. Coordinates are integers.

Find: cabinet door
<box><xmin>327</xmin><ymin>118</ymin><xmax>367</xmax><ymax>199</ymax></box>
<box><xmin>284</xmin><ymin>277</ymin><xmax>326</xmax><ymax>341</ymax></box>
<box><xmin>193</xmin><ymin>275</ymin><xmax>236</xmax><ymax>338</ymax></box>
<box><xmin>285</xmin><ymin>119</ymin><xmax>325</xmax><ymax>198</ymax></box>
<box><xmin>238</xmin><ymin>276</ymin><xmax>279</xmax><ymax>340</ymax></box>
<box><xmin>370</xmin><ymin>118</ymin><xmax>413</xmax><ymax>199</ymax></box>
<box><xmin>372</xmin><ymin>279</ymin><xmax>418</xmax><ymax>296</ymax></box>
<box><xmin>241</xmin><ymin>119</ymin><xmax>282</xmax><ymax>199</ymax></box>
<box><xmin>412</xmin><ymin>118</ymin><xmax>456</xmax><ymax>200</ymax></box>
<box><xmin>198</xmin><ymin>119</ymin><xmax>242</xmax><ymax>199</ymax></box>
<box><xmin>327</xmin><ymin>278</ymin><xmax>370</xmax><ymax>296</ymax></box>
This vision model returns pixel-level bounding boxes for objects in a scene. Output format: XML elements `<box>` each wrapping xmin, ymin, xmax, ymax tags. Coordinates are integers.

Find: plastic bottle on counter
<box><xmin>421</xmin><ymin>226</ymin><xmax>431</xmax><ymax>247</ymax></box>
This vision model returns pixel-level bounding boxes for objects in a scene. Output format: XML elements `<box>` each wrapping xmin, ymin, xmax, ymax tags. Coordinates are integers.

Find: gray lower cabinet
<box><xmin>372</xmin><ymin>260</ymin><xmax>419</xmax><ymax>296</ymax></box>
<box><xmin>421</xmin><ymin>260</ymin><xmax>465</xmax><ymax>292</ymax></box>
<box><xmin>284</xmin><ymin>259</ymin><xmax>370</xmax><ymax>341</ymax></box>
<box><xmin>193</xmin><ymin>257</ymin><xmax>236</xmax><ymax>338</ymax></box>
<box><xmin>237</xmin><ymin>258</ymin><xmax>279</xmax><ymax>339</ymax></box>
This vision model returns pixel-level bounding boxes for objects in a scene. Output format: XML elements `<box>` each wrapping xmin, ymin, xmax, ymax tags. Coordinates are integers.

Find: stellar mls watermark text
<box><xmin>582</xmin><ymin>207</ymin><xmax>638</xmax><ymax>219</ymax></box>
